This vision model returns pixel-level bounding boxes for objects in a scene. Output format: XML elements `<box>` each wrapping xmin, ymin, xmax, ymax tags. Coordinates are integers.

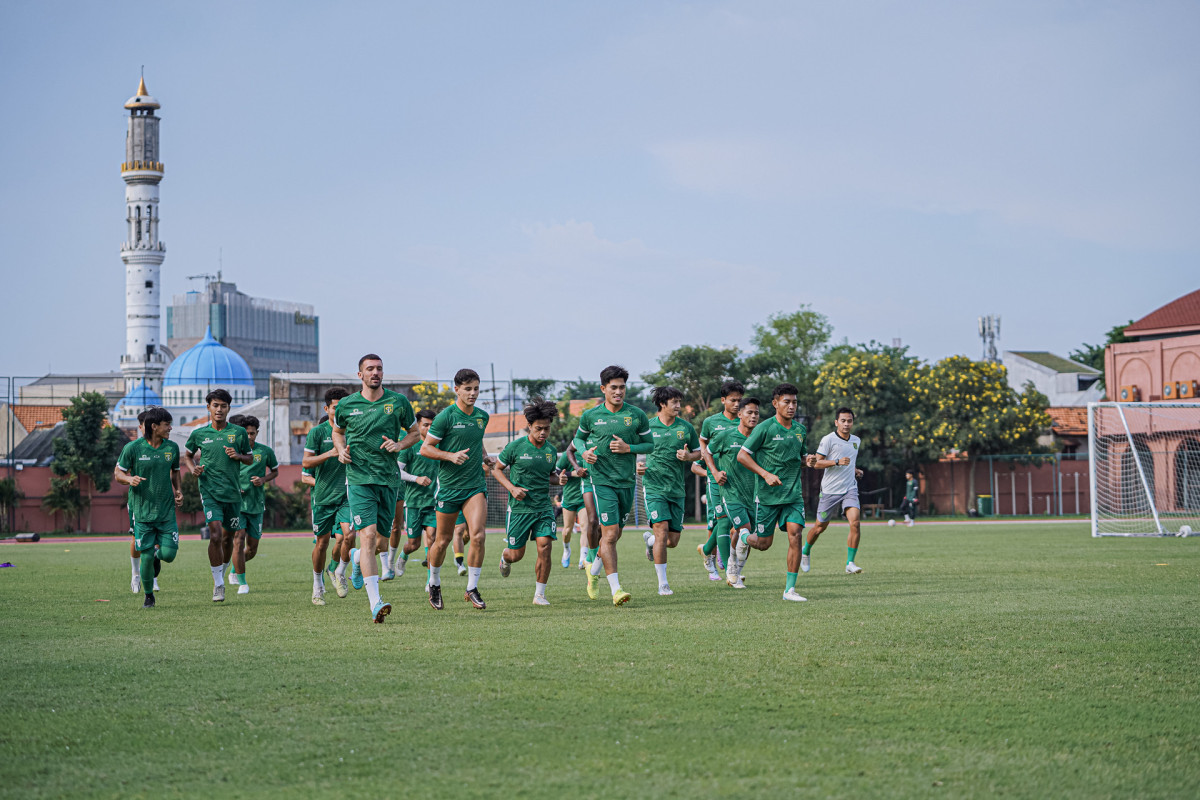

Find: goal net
<box><xmin>1089</xmin><ymin>402</ymin><xmax>1200</xmax><ymax>537</ymax></box>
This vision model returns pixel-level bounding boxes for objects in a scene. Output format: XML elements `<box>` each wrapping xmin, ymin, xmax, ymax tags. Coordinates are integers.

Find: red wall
<box><xmin>5</xmin><ymin>464</ymin><xmax>307</xmax><ymax>534</ymax></box>
<box><xmin>921</xmin><ymin>458</ymin><xmax>1091</xmax><ymax>516</ymax></box>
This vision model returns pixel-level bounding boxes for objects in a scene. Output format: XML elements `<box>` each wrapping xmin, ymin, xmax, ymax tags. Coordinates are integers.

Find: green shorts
<box><xmin>581</xmin><ymin>475</ymin><xmax>595</xmax><ymax>495</ymax></box>
<box><xmin>201</xmin><ymin>496</ymin><xmax>242</xmax><ymax>531</ymax></box>
<box><xmin>593</xmin><ymin>484</ymin><xmax>633</xmax><ymax>529</ymax></box>
<box><xmin>406</xmin><ymin>506</ymin><xmax>436</xmax><ymax>539</ymax></box>
<box><xmin>645</xmin><ymin>492</ymin><xmax>684</xmax><ymax>533</ymax></box>
<box><xmin>311</xmin><ymin>501</ymin><xmax>352</xmax><ymax>538</ymax></box>
<box><xmin>755</xmin><ymin>500</ymin><xmax>806</xmax><ymax>535</ymax></box>
<box><xmin>241</xmin><ymin>512</ymin><xmax>264</xmax><ymax>540</ymax></box>
<box><xmin>347</xmin><ymin>483</ymin><xmax>399</xmax><ymax>532</ymax></box>
<box><xmin>705</xmin><ymin>480</ymin><xmax>727</xmax><ymax>530</ymax></box>
<box><xmin>504</xmin><ymin>507</ymin><xmax>557</xmax><ymax>550</ymax></box>
<box><xmin>435</xmin><ymin>485</ymin><xmax>486</xmax><ymax>516</ymax></box>
<box><xmin>722</xmin><ymin>498</ymin><xmax>754</xmax><ymax>533</ymax></box>
<box><xmin>133</xmin><ymin>520</ymin><xmax>179</xmax><ymax>552</ymax></box>
<box><xmin>562</xmin><ymin>482</ymin><xmax>585</xmax><ymax>513</ymax></box>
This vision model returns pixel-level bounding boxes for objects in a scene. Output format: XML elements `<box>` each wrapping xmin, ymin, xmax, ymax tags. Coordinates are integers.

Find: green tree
<box><xmin>513</xmin><ymin>378</ymin><xmax>557</xmax><ymax>403</ymax></box>
<box><xmin>740</xmin><ymin>306</ymin><xmax>833</xmax><ymax>416</ymax></box>
<box><xmin>561</xmin><ymin>378</ymin><xmax>603</xmax><ymax>402</ymax></box>
<box><xmin>265</xmin><ymin>481</ymin><xmax>312</xmax><ymax>530</ymax></box>
<box><xmin>0</xmin><ymin>476</ymin><xmax>23</xmax><ymax>532</ymax></box>
<box><xmin>179</xmin><ymin>472</ymin><xmax>203</xmax><ymax>519</ymax></box>
<box><xmin>904</xmin><ymin>356</ymin><xmax>1051</xmax><ymax>512</ymax></box>
<box><xmin>42</xmin><ymin>475</ymin><xmax>85</xmax><ymax>532</ymax></box>
<box><xmin>411</xmin><ymin>381</ymin><xmax>456</xmax><ymax>414</ymax></box>
<box><xmin>52</xmin><ymin>391</ymin><xmax>128</xmax><ymax>533</ymax></box>
<box><xmin>1069</xmin><ymin>320</ymin><xmax>1134</xmax><ymax>390</ymax></box>
<box><xmin>641</xmin><ymin>344</ymin><xmax>742</xmax><ymax>420</ymax></box>
<box><xmin>813</xmin><ymin>342</ymin><xmax>922</xmax><ymax>478</ymax></box>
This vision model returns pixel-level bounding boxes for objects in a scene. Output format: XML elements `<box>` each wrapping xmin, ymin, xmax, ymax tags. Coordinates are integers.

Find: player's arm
<box><xmin>226</xmin><ymin>431</ymin><xmax>253</xmax><ymax>465</ymax></box>
<box><xmin>301</xmin><ymin>448</ymin><xmax>338</xmax><ymax>468</ymax></box>
<box><xmin>626</xmin><ymin>419</ymin><xmax>654</xmax><ymax>455</ymax></box>
<box><xmin>812</xmin><ymin>449</ymin><xmax>837</xmax><ymax>469</ymax></box>
<box><xmin>573</xmin><ymin>416</ymin><xmax>599</xmax><ymax>464</ymax></box>
<box><xmin>419</xmin><ymin>433</ymin><xmax>468</xmax><ymax>465</ymax></box>
<box><xmin>737</xmin><ymin>427</ymin><xmax>780</xmax><ymax>485</ymax></box>
<box><xmin>300</xmin><ymin>470</ymin><xmax>316</xmax><ymax>487</ymax></box>
<box><xmin>393</xmin><ymin>423</ymin><xmax>422</xmax><ymax>452</ymax></box>
<box><xmin>170</xmin><ymin>460</ymin><xmax>183</xmax><ymax>506</ymax></box>
<box><xmin>690</xmin><ymin>462</ymin><xmax>707</xmax><ymax>477</ymax></box>
<box><xmin>331</xmin><ymin>422</ymin><xmax>352</xmax><ymax>464</ymax></box>
<box><xmin>677</xmin><ymin>426</ymin><xmax>703</xmax><ymax>462</ymax></box>
<box><xmin>183</xmin><ymin>448</ymin><xmax>204</xmax><ymax>476</ymax></box>
<box><xmin>491</xmin><ymin>449</ymin><xmax>526</xmax><ymax>500</ymax></box>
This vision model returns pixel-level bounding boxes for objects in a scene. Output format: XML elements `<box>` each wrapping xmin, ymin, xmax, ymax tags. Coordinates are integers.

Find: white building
<box><xmin>1004</xmin><ymin>351</ymin><xmax>1104</xmax><ymax>406</ymax></box>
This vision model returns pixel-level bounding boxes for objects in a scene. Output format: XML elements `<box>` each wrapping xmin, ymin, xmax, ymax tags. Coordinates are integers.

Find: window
<box><xmin>145</xmin><ymin>280</ymin><xmax>153</xmax><ymax>289</ymax></box>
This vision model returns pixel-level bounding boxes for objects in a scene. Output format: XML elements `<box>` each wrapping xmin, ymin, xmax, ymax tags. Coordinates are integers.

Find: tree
<box><xmin>813</xmin><ymin>342</ymin><xmax>922</xmax><ymax>478</ymax></box>
<box><xmin>740</xmin><ymin>306</ymin><xmax>832</xmax><ymax>416</ymax></box>
<box><xmin>411</xmin><ymin>381</ymin><xmax>456</xmax><ymax>414</ymax></box>
<box><xmin>641</xmin><ymin>344</ymin><xmax>742</xmax><ymax>420</ymax></box>
<box><xmin>179</xmin><ymin>472</ymin><xmax>204</xmax><ymax>524</ymax></box>
<box><xmin>1070</xmin><ymin>320</ymin><xmax>1134</xmax><ymax>390</ymax></box>
<box><xmin>42</xmin><ymin>475</ymin><xmax>85</xmax><ymax>532</ymax></box>
<box><xmin>0</xmin><ymin>477</ymin><xmax>23</xmax><ymax>532</ymax></box>
<box><xmin>561</xmin><ymin>378</ymin><xmax>603</xmax><ymax>402</ymax></box>
<box><xmin>903</xmin><ymin>356</ymin><xmax>1051</xmax><ymax>512</ymax></box>
<box><xmin>265</xmin><ymin>481</ymin><xmax>312</xmax><ymax>530</ymax></box>
<box><xmin>51</xmin><ymin>391</ymin><xmax>128</xmax><ymax>533</ymax></box>
<box><xmin>513</xmin><ymin>378</ymin><xmax>557</xmax><ymax>403</ymax></box>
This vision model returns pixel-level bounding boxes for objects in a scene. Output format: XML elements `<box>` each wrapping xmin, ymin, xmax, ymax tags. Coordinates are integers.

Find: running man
<box><xmin>900</xmin><ymin>469</ymin><xmax>918</xmax><ymax>526</ymax></box>
<box><xmin>114</xmin><ymin>407</ymin><xmax>183</xmax><ymax>609</ymax></box>
<box><xmin>572</xmin><ymin>366</ymin><xmax>654</xmax><ymax>606</ymax></box>
<box><xmin>303</xmin><ymin>389</ymin><xmax>353</xmax><ymax>603</ymax></box>
<box><xmin>126</xmin><ymin>409</ymin><xmax>160</xmax><ymax>594</ymax></box>
<box><xmin>183</xmin><ymin>389</ymin><xmax>253</xmax><ymax>603</ymax></box>
<box><xmin>639</xmin><ymin>386</ymin><xmax>701</xmax><ymax>596</ymax></box>
<box><xmin>332</xmin><ymin>354</ymin><xmax>420</xmax><ymax>623</ymax></box>
<box><xmin>421</xmin><ymin>368</ymin><xmax>492</xmax><ymax>611</ymax></box>
<box><xmin>566</xmin><ymin>432</ymin><xmax>600</xmax><ymax>572</ymax></box>
<box><xmin>493</xmin><ymin>399</ymin><xmax>563</xmax><ymax>605</ymax></box>
<box><xmin>803</xmin><ymin>407</ymin><xmax>865</xmax><ymax>575</ymax></box>
<box><xmin>735</xmin><ymin>383</ymin><xmax>817</xmax><ymax>602</ymax></box>
<box><xmin>396</xmin><ymin>408</ymin><xmax>438</xmax><ymax>578</ymax></box>
<box><xmin>707</xmin><ymin>395</ymin><xmax>762</xmax><ymax>588</ymax></box>
<box><xmin>555</xmin><ymin>450</ymin><xmax>588</xmax><ymax>568</ymax></box>
<box><xmin>228</xmin><ymin>414</ymin><xmax>278</xmax><ymax>594</ymax></box>
<box><xmin>697</xmin><ymin>380</ymin><xmax>744</xmax><ymax>576</ymax></box>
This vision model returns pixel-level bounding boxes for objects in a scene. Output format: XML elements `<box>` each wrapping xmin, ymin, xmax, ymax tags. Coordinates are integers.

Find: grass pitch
<box><xmin>2</xmin><ymin>522</ymin><xmax>1198</xmax><ymax>799</ymax></box>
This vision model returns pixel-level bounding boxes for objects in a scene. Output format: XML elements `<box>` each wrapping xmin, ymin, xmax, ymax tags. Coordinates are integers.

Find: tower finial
<box><xmin>137</xmin><ymin>73</ymin><xmax>148</xmax><ymax>98</ymax></box>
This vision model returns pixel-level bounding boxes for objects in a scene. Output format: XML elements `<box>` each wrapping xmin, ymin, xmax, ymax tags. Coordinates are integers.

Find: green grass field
<box><xmin>2</xmin><ymin>522</ymin><xmax>1198</xmax><ymax>799</ymax></box>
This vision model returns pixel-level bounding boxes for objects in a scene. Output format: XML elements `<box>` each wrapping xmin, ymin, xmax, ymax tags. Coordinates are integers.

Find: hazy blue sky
<box><xmin>1</xmin><ymin>1</ymin><xmax>1197</xmax><ymax>383</ymax></box>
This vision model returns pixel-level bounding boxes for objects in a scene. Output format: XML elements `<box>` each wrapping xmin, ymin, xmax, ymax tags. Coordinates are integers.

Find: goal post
<box><xmin>1088</xmin><ymin>401</ymin><xmax>1200</xmax><ymax>537</ymax></box>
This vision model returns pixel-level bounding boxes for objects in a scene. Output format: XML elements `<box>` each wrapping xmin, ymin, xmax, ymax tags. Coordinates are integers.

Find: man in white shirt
<box><xmin>803</xmin><ymin>407</ymin><xmax>865</xmax><ymax>575</ymax></box>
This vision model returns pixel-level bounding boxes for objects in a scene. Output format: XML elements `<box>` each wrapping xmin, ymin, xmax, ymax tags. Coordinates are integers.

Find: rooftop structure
<box><xmin>1106</xmin><ymin>289</ymin><xmax>1200</xmax><ymax>402</ymax></box>
<box><xmin>1003</xmin><ymin>351</ymin><xmax>1103</xmax><ymax>406</ymax></box>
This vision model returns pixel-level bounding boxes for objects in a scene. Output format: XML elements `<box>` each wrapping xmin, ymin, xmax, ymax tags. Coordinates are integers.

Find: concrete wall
<box><xmin>1106</xmin><ymin>332</ymin><xmax>1200</xmax><ymax>402</ymax></box>
<box><xmin>921</xmin><ymin>458</ymin><xmax>1092</xmax><ymax>516</ymax></box>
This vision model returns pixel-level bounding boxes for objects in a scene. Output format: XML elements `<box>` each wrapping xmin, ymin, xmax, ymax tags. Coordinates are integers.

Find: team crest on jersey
<box><xmin>227</xmin><ymin>434</ymin><xmax>236</xmax><ymax>443</ymax></box>
<box><xmin>476</xmin><ymin>418</ymin><xmax>484</xmax><ymax>429</ymax></box>
<box><xmin>675</xmin><ymin>429</ymin><xmax>685</xmax><ymax>440</ymax></box>
<box><xmin>623</xmin><ymin>416</ymin><xmax>632</xmax><ymax>426</ymax></box>
<box><xmin>853</xmin><ymin>442</ymin><xmax>859</xmax><ymax>450</ymax></box>
<box><xmin>254</xmin><ymin>453</ymin><xmax>262</xmax><ymax>463</ymax></box>
<box><xmin>164</xmin><ymin>451</ymin><xmax>173</xmax><ymax>461</ymax></box>
<box><xmin>384</xmin><ymin>404</ymin><xmax>394</xmax><ymax>414</ymax></box>
<box><xmin>545</xmin><ymin>453</ymin><xmax>553</xmax><ymax>462</ymax></box>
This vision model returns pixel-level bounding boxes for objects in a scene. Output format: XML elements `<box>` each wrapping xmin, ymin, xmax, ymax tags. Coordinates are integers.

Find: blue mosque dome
<box><xmin>113</xmin><ymin>381</ymin><xmax>162</xmax><ymax>421</ymax></box>
<box><xmin>164</xmin><ymin>326</ymin><xmax>254</xmax><ymax>387</ymax></box>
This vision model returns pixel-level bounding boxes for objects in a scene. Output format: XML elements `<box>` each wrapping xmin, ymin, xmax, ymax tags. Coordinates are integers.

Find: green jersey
<box><xmin>643</xmin><ymin>416</ymin><xmax>700</xmax><ymax>499</ymax></box>
<box><xmin>905</xmin><ymin>478</ymin><xmax>918</xmax><ymax>501</ymax></box>
<box><xmin>333</xmin><ymin>389</ymin><xmax>416</xmax><ymax>487</ymax></box>
<box><xmin>740</xmin><ymin>415</ymin><xmax>808</xmax><ymax>505</ymax></box>
<box><xmin>700</xmin><ymin>411</ymin><xmax>740</xmax><ymax>476</ymax></box>
<box><xmin>708</xmin><ymin>426</ymin><xmax>755</xmax><ymax>506</ymax></box>
<box><xmin>185</xmin><ymin>422</ymin><xmax>252</xmax><ymax>505</ymax></box>
<box><xmin>398</xmin><ymin>443</ymin><xmax>437</xmax><ymax>508</ymax></box>
<box><xmin>116</xmin><ymin>437</ymin><xmax>180</xmax><ymax>524</ymax></box>
<box><xmin>498</xmin><ymin>436</ymin><xmax>558</xmax><ymax>512</ymax></box>
<box><xmin>573</xmin><ymin>403</ymin><xmax>653</xmax><ymax>488</ymax></box>
<box><xmin>427</xmin><ymin>403</ymin><xmax>490</xmax><ymax>495</ymax></box>
<box><xmin>556</xmin><ymin>451</ymin><xmax>583</xmax><ymax>506</ymax></box>
<box><xmin>303</xmin><ymin>420</ymin><xmax>347</xmax><ymax>507</ymax></box>
<box><xmin>238</xmin><ymin>442</ymin><xmax>279</xmax><ymax>514</ymax></box>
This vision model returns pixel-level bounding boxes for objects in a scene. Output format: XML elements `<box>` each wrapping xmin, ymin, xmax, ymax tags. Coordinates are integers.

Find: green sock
<box><xmin>587</xmin><ymin>546</ymin><xmax>599</xmax><ymax>562</ymax></box>
<box><xmin>847</xmin><ymin>546</ymin><xmax>858</xmax><ymax>564</ymax></box>
<box><xmin>716</xmin><ymin>534</ymin><xmax>731</xmax><ymax>567</ymax></box>
<box><xmin>802</xmin><ymin>540</ymin><xmax>812</xmax><ymax>556</ymax></box>
<box><xmin>785</xmin><ymin>571</ymin><xmax>798</xmax><ymax>591</ymax></box>
<box><xmin>234</xmin><ymin>572</ymin><xmax>245</xmax><ymax>585</ymax></box>
<box><xmin>138</xmin><ymin>550</ymin><xmax>155</xmax><ymax>590</ymax></box>
<box><xmin>399</xmin><ymin>552</ymin><xmax>408</xmax><ymax>563</ymax></box>
<box><xmin>739</xmin><ymin>530</ymin><xmax>749</xmax><ymax>545</ymax></box>
<box><xmin>702</xmin><ymin>528</ymin><xmax>717</xmax><ymax>556</ymax></box>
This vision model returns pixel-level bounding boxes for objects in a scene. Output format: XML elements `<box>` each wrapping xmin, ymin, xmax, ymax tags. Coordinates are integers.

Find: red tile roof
<box><xmin>1125</xmin><ymin>288</ymin><xmax>1200</xmax><ymax>335</ymax></box>
<box><xmin>1047</xmin><ymin>406</ymin><xmax>1088</xmax><ymax>437</ymax></box>
<box><xmin>10</xmin><ymin>405</ymin><xmax>69</xmax><ymax>432</ymax></box>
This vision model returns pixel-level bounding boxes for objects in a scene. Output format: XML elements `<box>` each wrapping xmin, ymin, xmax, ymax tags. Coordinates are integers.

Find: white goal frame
<box><xmin>1088</xmin><ymin>401</ymin><xmax>1200</xmax><ymax>537</ymax></box>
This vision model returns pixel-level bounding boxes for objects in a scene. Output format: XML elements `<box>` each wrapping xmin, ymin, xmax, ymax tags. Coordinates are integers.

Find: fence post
<box><xmin>1027</xmin><ymin>471</ymin><xmax>1033</xmax><ymax>516</ymax></box>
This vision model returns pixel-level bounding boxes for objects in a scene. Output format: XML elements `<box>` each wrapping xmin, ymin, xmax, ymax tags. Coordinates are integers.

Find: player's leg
<box><xmin>129</xmin><ymin>535</ymin><xmax>142</xmax><ymax>593</ymax></box>
<box><xmin>348</xmin><ymin>485</ymin><xmax>394</xmax><ymax>622</ymax></box>
<box><xmin>784</xmin><ymin>517</ymin><xmax>807</xmax><ymax>602</ymax></box>
<box><xmin>723</xmin><ymin>505</ymin><xmax>750</xmax><ymax>587</ymax></box>
<box><xmin>461</xmin><ymin>491</ymin><xmax>488</xmax><ymax>609</ymax></box>
<box><xmin>560</xmin><ymin>507</ymin><xmax>576</xmax><ymax>568</ymax></box>
<box><xmin>500</xmin><ymin>506</ymin><xmax>526</xmax><ymax>577</ymax></box>
<box><xmin>311</xmin><ymin>532</ymin><xmax>331</xmax><ymax>604</ymax></box>
<box><xmin>452</xmin><ymin>516</ymin><xmax>468</xmax><ymax>575</ymax></box>
<box><xmin>205</xmin><ymin>516</ymin><xmax>228</xmax><ymax>601</ymax></box>
<box><xmin>649</xmin><ymin>519</ymin><xmax>673</xmax><ymax>595</ymax></box>
<box><xmin>595</xmin><ymin>485</ymin><xmax>632</xmax><ymax>605</ymax></box>
<box><xmin>844</xmin><ymin>505</ymin><xmax>862</xmax><ymax>573</ymax></box>
<box><xmin>426</xmin><ymin>501</ymin><xmax>463</xmax><ymax>609</ymax></box>
<box><xmin>383</xmin><ymin>498</ymin><xmax>404</xmax><ymax>579</ymax></box>
<box><xmin>533</xmin><ymin>534</ymin><xmax>553</xmax><ymax>605</ymax></box>
<box><xmin>581</xmin><ymin>487</ymin><xmax>602</xmax><ymax>575</ymax></box>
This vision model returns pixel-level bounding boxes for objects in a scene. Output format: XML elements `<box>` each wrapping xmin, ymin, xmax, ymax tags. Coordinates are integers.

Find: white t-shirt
<box><xmin>817</xmin><ymin>432</ymin><xmax>861</xmax><ymax>495</ymax></box>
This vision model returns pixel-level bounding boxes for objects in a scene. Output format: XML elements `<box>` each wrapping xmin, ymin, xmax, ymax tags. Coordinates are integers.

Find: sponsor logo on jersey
<box><xmin>139</xmin><ymin>455</ymin><xmax>152</xmax><ymax>461</ymax></box>
<box><xmin>202</xmin><ymin>438</ymin><xmax>214</xmax><ymax>444</ymax></box>
<box><xmin>349</xmin><ymin>409</ymin><xmax>364</xmax><ymax>416</ymax></box>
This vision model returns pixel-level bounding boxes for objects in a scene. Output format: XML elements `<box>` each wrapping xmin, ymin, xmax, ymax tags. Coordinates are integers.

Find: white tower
<box><xmin>119</xmin><ymin>76</ymin><xmax>169</xmax><ymax>394</ymax></box>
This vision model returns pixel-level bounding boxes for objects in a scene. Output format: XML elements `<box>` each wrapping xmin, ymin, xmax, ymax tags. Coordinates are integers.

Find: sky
<box><xmin>1</xmin><ymin>0</ymin><xmax>1197</xmax><ymax>385</ymax></box>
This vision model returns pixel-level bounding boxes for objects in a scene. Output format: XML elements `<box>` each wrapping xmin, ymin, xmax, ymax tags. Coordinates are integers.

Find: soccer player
<box><xmin>555</xmin><ymin>450</ymin><xmax>587</xmax><ymax>568</ymax></box>
<box><xmin>303</xmin><ymin>389</ymin><xmax>353</xmax><ymax>603</ymax></box>
<box><xmin>332</xmin><ymin>354</ymin><xmax>421</xmax><ymax>623</ymax></box>
<box><xmin>396</xmin><ymin>408</ymin><xmax>438</xmax><ymax>578</ymax></box>
<box><xmin>697</xmin><ymin>380</ymin><xmax>744</xmax><ymax>577</ymax></box>
<box><xmin>566</xmin><ymin>436</ymin><xmax>599</xmax><ymax>571</ymax></box>
<box><xmin>493</xmin><ymin>399</ymin><xmax>563</xmax><ymax>605</ymax></box>
<box><xmin>127</xmin><ymin>409</ymin><xmax>160</xmax><ymax>594</ymax></box>
<box><xmin>707</xmin><ymin>395</ymin><xmax>762</xmax><ymax>588</ymax></box>
<box><xmin>572</xmin><ymin>366</ymin><xmax>654</xmax><ymax>606</ymax></box>
<box><xmin>900</xmin><ymin>469</ymin><xmax>919</xmax><ymax>526</ymax></box>
<box><xmin>421</xmin><ymin>368</ymin><xmax>492</xmax><ymax>610</ymax></box>
<box><xmin>114</xmin><ymin>406</ymin><xmax>183</xmax><ymax>608</ymax></box>
<box><xmin>227</xmin><ymin>414</ymin><xmax>278</xmax><ymax>594</ymax></box>
<box><xmin>803</xmin><ymin>407</ymin><xmax>866</xmax><ymax>575</ymax></box>
<box><xmin>638</xmin><ymin>386</ymin><xmax>702</xmax><ymax>596</ymax></box>
<box><xmin>735</xmin><ymin>383</ymin><xmax>817</xmax><ymax>602</ymax></box>
<box><xmin>183</xmin><ymin>389</ymin><xmax>253</xmax><ymax>603</ymax></box>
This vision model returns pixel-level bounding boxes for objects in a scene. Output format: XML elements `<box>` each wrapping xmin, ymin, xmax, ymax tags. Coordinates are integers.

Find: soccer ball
<box><xmin>888</xmin><ymin>519</ymin><xmax>896</xmax><ymax>528</ymax></box>
<box><xmin>1178</xmin><ymin>525</ymin><xmax>1193</xmax><ymax>538</ymax></box>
